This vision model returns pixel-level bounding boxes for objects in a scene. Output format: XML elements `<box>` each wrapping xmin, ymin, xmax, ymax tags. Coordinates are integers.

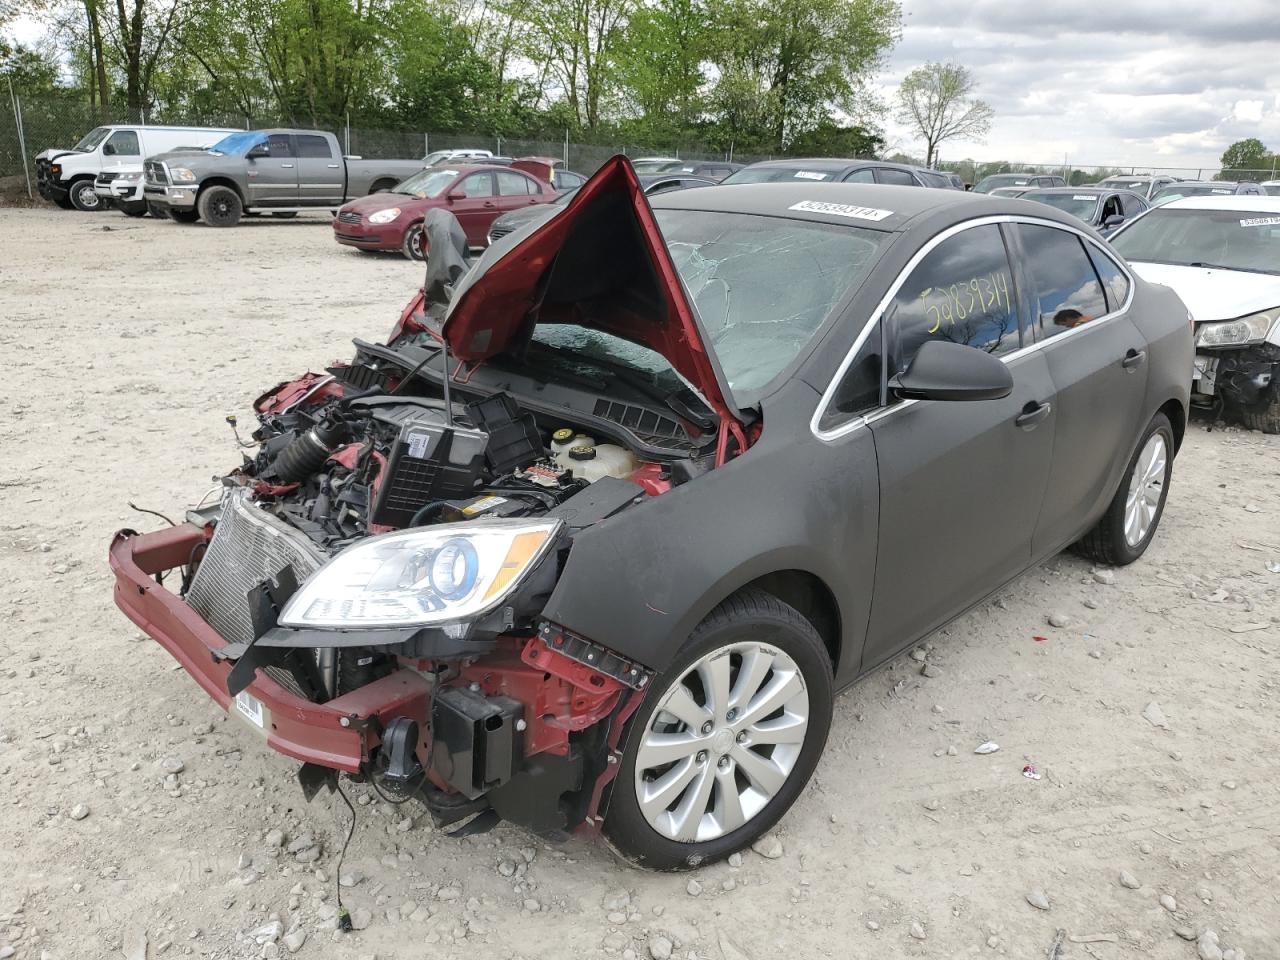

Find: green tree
<box><xmin>895</xmin><ymin>61</ymin><xmax>992</xmax><ymax>168</ymax></box>
<box><xmin>713</xmin><ymin>0</ymin><xmax>900</xmax><ymax>149</ymax></box>
<box><xmin>0</xmin><ymin>40</ymin><xmax>63</xmax><ymax>94</ymax></box>
<box><xmin>1219</xmin><ymin>138</ymin><xmax>1271</xmax><ymax>179</ymax></box>
<box><xmin>613</xmin><ymin>0</ymin><xmax>709</xmax><ymax>125</ymax></box>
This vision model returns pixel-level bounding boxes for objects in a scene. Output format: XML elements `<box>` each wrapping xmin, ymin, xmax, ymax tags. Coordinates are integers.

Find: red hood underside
<box><xmin>421</xmin><ymin>155</ymin><xmax>745</xmax><ymax>439</ymax></box>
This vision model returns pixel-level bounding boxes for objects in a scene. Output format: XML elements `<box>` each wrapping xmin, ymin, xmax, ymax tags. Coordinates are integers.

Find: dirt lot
<box><xmin>1</xmin><ymin>207</ymin><xmax>1278</xmax><ymax>960</ymax></box>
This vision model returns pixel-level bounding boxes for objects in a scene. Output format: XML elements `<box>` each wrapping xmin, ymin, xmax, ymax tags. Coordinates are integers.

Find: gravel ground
<box><xmin>2</xmin><ymin>207</ymin><xmax>1279</xmax><ymax>960</ymax></box>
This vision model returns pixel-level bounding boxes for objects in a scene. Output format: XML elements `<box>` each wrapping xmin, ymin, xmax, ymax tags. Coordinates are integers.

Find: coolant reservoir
<box><xmin>550</xmin><ymin>428</ymin><xmax>594</xmax><ymax>456</ymax></box>
<box><xmin>554</xmin><ymin>443</ymin><xmax>637</xmax><ymax>483</ymax></box>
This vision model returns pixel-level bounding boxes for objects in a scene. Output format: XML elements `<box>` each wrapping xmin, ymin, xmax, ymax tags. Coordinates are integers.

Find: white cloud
<box><xmin>880</xmin><ymin>0</ymin><xmax>1280</xmax><ymax>170</ymax></box>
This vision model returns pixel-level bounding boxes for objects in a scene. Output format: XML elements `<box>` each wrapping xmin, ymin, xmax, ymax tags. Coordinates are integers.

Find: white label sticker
<box><xmin>789</xmin><ymin>200</ymin><xmax>893</xmax><ymax>221</ymax></box>
<box><xmin>1211</xmin><ymin>189</ymin><xmax>1231</xmax><ymax>194</ymax></box>
<box><xmin>793</xmin><ymin>171</ymin><xmax>828</xmax><ymax>181</ymax></box>
<box><xmin>1240</xmin><ymin>216</ymin><xmax>1280</xmax><ymax>227</ymax></box>
<box><xmin>234</xmin><ymin>690</ymin><xmax>265</xmax><ymax>729</ymax></box>
<box><xmin>1073</xmin><ymin>195</ymin><xmax>1094</xmax><ymax>201</ymax></box>
<box><xmin>406</xmin><ymin>430</ymin><xmax>431</xmax><ymax>459</ymax></box>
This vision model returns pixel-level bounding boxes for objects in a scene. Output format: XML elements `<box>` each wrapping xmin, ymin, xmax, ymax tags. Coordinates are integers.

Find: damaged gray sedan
<box><xmin>111</xmin><ymin>157</ymin><xmax>1191</xmax><ymax>869</ymax></box>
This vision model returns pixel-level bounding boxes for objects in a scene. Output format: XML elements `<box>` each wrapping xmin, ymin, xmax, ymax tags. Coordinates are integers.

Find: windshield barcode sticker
<box><xmin>793</xmin><ymin>171</ymin><xmax>827</xmax><ymax>180</ymax></box>
<box><xmin>789</xmin><ymin>200</ymin><xmax>893</xmax><ymax>221</ymax></box>
<box><xmin>1073</xmin><ymin>195</ymin><xmax>1093</xmax><ymax>201</ymax></box>
<box><xmin>1240</xmin><ymin>216</ymin><xmax>1280</xmax><ymax>227</ymax></box>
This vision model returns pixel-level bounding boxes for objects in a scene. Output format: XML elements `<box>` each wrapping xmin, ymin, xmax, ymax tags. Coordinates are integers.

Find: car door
<box><xmin>295</xmin><ymin>133</ymin><xmax>343</xmax><ymax>205</ymax></box>
<box><xmin>495</xmin><ymin>170</ymin><xmax>542</xmax><ymax>219</ymax></box>
<box><xmin>246</xmin><ymin>133</ymin><xmax>299</xmax><ymax>206</ymax></box>
<box><xmin>448</xmin><ymin>171</ymin><xmax>498</xmax><ymax>245</ymax></box>
<box><xmin>102</xmin><ymin>129</ymin><xmax>141</xmax><ymax>168</ymax></box>
<box><xmin>1010</xmin><ymin>222</ymin><xmax>1149</xmax><ymax>557</ymax></box>
<box><xmin>859</xmin><ymin>222</ymin><xmax>1057</xmax><ymax>670</ymax></box>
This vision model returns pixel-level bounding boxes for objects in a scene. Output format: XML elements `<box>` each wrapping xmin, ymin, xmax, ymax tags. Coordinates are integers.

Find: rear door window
<box><xmin>876</xmin><ymin>168</ymin><xmax>916</xmax><ymax>186</ymax></box>
<box><xmin>296</xmin><ymin>135</ymin><xmax>333</xmax><ymax>158</ymax></box>
<box><xmin>886</xmin><ymin>224</ymin><xmax>1023</xmax><ymax>374</ymax></box>
<box><xmin>1017</xmin><ymin>224</ymin><xmax>1109</xmax><ymax>339</ymax></box>
<box><xmin>843</xmin><ymin>168</ymin><xmax>875</xmax><ymax>183</ymax></box>
<box><xmin>496</xmin><ymin>170</ymin><xmax>536</xmax><ymax>195</ymax></box>
<box><xmin>1085</xmin><ymin>245</ymin><xmax>1131</xmax><ymax>312</ymax></box>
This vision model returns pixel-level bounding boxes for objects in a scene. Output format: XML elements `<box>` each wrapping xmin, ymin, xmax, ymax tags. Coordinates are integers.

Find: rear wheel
<box><xmin>198</xmin><ymin>185</ymin><xmax>243</xmax><ymax>227</ymax></box>
<box><xmin>68</xmin><ymin>179</ymin><xmax>102</xmax><ymax>212</ymax></box>
<box><xmin>401</xmin><ymin>222</ymin><xmax>426</xmax><ymax>261</ymax></box>
<box><xmin>271</xmin><ymin>211</ymin><xmax>298</xmax><ymax>219</ymax></box>
<box><xmin>1074</xmin><ymin>412</ymin><xmax>1174</xmax><ymax>566</ymax></box>
<box><xmin>370</xmin><ymin>179</ymin><xmax>398</xmax><ymax>193</ymax></box>
<box><xmin>170</xmin><ymin>209</ymin><xmax>200</xmax><ymax>224</ymax></box>
<box><xmin>604</xmin><ymin>589</ymin><xmax>833</xmax><ymax>870</ymax></box>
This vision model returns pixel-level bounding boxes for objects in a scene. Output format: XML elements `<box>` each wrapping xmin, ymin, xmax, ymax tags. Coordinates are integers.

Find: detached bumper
<box><xmin>109</xmin><ymin>524</ymin><xmax>431</xmax><ymax>773</ymax></box>
<box><xmin>144</xmin><ymin>184</ymin><xmax>197</xmax><ymax>210</ymax></box>
<box><xmin>39</xmin><ymin>180</ymin><xmax>68</xmax><ymax>202</ymax></box>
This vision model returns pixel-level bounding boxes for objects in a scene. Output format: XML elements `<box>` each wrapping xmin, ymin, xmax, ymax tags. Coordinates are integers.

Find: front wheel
<box><xmin>604</xmin><ymin>589</ymin><xmax>833</xmax><ymax>870</ymax></box>
<box><xmin>119</xmin><ymin>202</ymin><xmax>147</xmax><ymax>218</ymax></box>
<box><xmin>169</xmin><ymin>209</ymin><xmax>200</xmax><ymax>224</ymax></box>
<box><xmin>198</xmin><ymin>185</ymin><xmax>242</xmax><ymax>227</ymax></box>
<box><xmin>1074</xmin><ymin>412</ymin><xmax>1174</xmax><ymax>566</ymax></box>
<box><xmin>52</xmin><ymin>193</ymin><xmax>75</xmax><ymax>210</ymax></box>
<box><xmin>401</xmin><ymin>222</ymin><xmax>426</xmax><ymax>261</ymax></box>
<box><xmin>68</xmin><ymin>179</ymin><xmax>102</xmax><ymax>211</ymax></box>
<box><xmin>1235</xmin><ymin>381</ymin><xmax>1280</xmax><ymax>434</ymax></box>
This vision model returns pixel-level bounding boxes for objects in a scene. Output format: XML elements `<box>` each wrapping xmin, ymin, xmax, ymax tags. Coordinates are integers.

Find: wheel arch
<box><xmin>196</xmin><ymin>177</ymin><xmax>246</xmax><ymax>205</ymax></box>
<box><xmin>1157</xmin><ymin>396</ymin><xmax>1186</xmax><ymax>452</ymax></box>
<box><xmin>369</xmin><ymin>177</ymin><xmax>398</xmax><ymax>193</ymax></box>
<box><xmin>731</xmin><ymin>570</ymin><xmax>842</xmax><ymax>673</ymax></box>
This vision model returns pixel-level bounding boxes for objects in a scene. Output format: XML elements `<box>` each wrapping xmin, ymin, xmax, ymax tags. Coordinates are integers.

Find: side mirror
<box><xmin>102</xmin><ymin>142</ymin><xmax>115</xmax><ymax>156</ymax></box>
<box><xmin>246</xmin><ymin>143</ymin><xmax>269</xmax><ymax>159</ymax></box>
<box><xmin>446</xmin><ymin>191</ymin><xmax>464</xmax><ymax>202</ymax></box>
<box><xmin>1103</xmin><ymin>214</ymin><xmax>1124</xmax><ymax>227</ymax></box>
<box><xmin>888</xmin><ymin>340</ymin><xmax>1013</xmax><ymax>402</ymax></box>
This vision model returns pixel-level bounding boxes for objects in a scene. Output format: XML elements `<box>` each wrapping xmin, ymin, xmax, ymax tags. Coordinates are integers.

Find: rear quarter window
<box><xmin>1017</xmin><ymin>224</ymin><xmax>1108</xmax><ymax>339</ymax></box>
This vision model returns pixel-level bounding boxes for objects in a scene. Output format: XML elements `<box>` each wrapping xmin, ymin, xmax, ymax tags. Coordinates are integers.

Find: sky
<box><xmin>876</xmin><ymin>0</ymin><xmax>1280</xmax><ymax>172</ymax></box>
<box><xmin>7</xmin><ymin>1</ymin><xmax>1280</xmax><ymax>172</ymax></box>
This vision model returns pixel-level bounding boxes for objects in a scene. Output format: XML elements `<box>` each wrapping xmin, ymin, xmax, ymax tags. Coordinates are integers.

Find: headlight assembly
<box><xmin>278</xmin><ymin>519</ymin><xmax>561</xmax><ymax>629</ymax></box>
<box><xmin>169</xmin><ymin>167</ymin><xmax>198</xmax><ymax>183</ymax></box>
<box><xmin>367</xmin><ymin>207</ymin><xmax>402</xmax><ymax>224</ymax></box>
<box><xmin>1196</xmin><ymin>308</ymin><xmax>1278</xmax><ymax>347</ymax></box>
<box><xmin>117</xmin><ymin>171</ymin><xmax>143</xmax><ymax>182</ymax></box>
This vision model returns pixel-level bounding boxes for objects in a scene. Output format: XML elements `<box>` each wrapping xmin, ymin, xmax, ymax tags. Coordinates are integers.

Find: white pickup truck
<box><xmin>36</xmin><ymin>124</ymin><xmax>238</xmax><ymax>211</ymax></box>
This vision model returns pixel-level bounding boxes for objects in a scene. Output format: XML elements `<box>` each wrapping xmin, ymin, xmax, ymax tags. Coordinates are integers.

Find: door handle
<box><xmin>327</xmin><ymin>163</ymin><xmax>340</xmax><ymax>168</ymax></box>
<box><xmin>1122</xmin><ymin>349</ymin><xmax>1146</xmax><ymax>370</ymax></box>
<box><xmin>483</xmin><ymin>201</ymin><xmax>496</xmax><ymax>208</ymax></box>
<box><xmin>1015</xmin><ymin>401</ymin><xmax>1052</xmax><ymax>430</ymax></box>
<box><xmin>280</xmin><ymin>163</ymin><xmax>294</xmax><ymax>168</ymax></box>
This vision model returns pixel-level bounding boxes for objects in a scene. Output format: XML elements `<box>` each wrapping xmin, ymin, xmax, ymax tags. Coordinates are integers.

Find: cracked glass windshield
<box><xmin>532</xmin><ymin>210</ymin><xmax>886</xmax><ymax>403</ymax></box>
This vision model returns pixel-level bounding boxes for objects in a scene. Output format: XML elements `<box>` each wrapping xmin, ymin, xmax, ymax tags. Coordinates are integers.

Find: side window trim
<box><xmin>810</xmin><ymin>214</ymin><xmax>1137</xmax><ymax>443</ymax></box>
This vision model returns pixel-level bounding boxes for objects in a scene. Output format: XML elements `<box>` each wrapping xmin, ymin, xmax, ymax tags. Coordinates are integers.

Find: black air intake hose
<box><xmin>272</xmin><ymin>418</ymin><xmax>348</xmax><ymax>482</ymax></box>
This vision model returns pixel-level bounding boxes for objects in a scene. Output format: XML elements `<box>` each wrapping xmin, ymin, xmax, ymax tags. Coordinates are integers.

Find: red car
<box><xmin>333</xmin><ymin>163</ymin><xmax>558</xmax><ymax>260</ymax></box>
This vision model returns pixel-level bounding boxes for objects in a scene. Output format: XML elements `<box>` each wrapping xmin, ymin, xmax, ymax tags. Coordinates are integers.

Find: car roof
<box><xmin>1022</xmin><ymin>186</ymin><xmax>1139</xmax><ymax>196</ymax></box>
<box><xmin>648</xmin><ymin>181</ymin><xmax>1087</xmax><ymax>234</ymax></box>
<box><xmin>1154</xmin><ymin>195</ymin><xmax>1280</xmax><ymax>212</ymax></box>
<box><xmin>739</xmin><ymin>157</ymin><xmax>912</xmax><ymax>173</ymax></box>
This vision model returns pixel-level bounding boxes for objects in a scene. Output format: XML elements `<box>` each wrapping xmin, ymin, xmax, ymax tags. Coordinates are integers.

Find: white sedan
<box><xmin>1110</xmin><ymin>195</ymin><xmax>1280</xmax><ymax>432</ymax></box>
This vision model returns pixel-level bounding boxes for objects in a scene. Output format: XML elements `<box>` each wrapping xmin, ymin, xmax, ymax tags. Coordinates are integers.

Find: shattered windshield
<box><xmin>1111</xmin><ymin>208</ymin><xmax>1280</xmax><ymax>275</ymax></box>
<box><xmin>208</xmin><ymin>131</ymin><xmax>266</xmax><ymax>155</ymax></box>
<box><xmin>393</xmin><ymin>169</ymin><xmax>459</xmax><ymax>198</ymax></box>
<box><xmin>73</xmin><ymin>127</ymin><xmax>111</xmax><ymax>151</ymax></box>
<box><xmin>655</xmin><ymin>209</ymin><xmax>886</xmax><ymax>396</ymax></box>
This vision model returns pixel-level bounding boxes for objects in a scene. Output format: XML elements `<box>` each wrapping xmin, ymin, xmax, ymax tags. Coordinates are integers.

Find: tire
<box><xmin>197</xmin><ymin>185</ymin><xmax>243</xmax><ymax>227</ymax></box>
<box><xmin>401</xmin><ymin>222</ymin><xmax>426</xmax><ymax>261</ymax></box>
<box><xmin>604</xmin><ymin>589</ymin><xmax>833</xmax><ymax>870</ymax></box>
<box><xmin>1235</xmin><ymin>381</ymin><xmax>1280</xmax><ymax>434</ymax></box>
<box><xmin>1073</xmin><ymin>412</ymin><xmax>1174</xmax><ymax>566</ymax></box>
<box><xmin>68</xmin><ymin>179</ymin><xmax>102</xmax><ymax>212</ymax></box>
<box><xmin>146</xmin><ymin>201</ymin><xmax>171</xmax><ymax>220</ymax></box>
<box><xmin>119</xmin><ymin>202</ymin><xmax>147</xmax><ymax>218</ymax></box>
<box><xmin>170</xmin><ymin>209</ymin><xmax>200</xmax><ymax>224</ymax></box>
<box><xmin>52</xmin><ymin>193</ymin><xmax>75</xmax><ymax>210</ymax></box>
<box><xmin>370</xmin><ymin>179</ymin><xmax>397</xmax><ymax>194</ymax></box>
<box><xmin>271</xmin><ymin>211</ymin><xmax>298</xmax><ymax>219</ymax></box>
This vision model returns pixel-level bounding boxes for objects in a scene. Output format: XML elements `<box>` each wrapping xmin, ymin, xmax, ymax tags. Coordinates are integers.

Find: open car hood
<box><xmin>423</xmin><ymin>156</ymin><xmax>748</xmax><ymax>441</ymax></box>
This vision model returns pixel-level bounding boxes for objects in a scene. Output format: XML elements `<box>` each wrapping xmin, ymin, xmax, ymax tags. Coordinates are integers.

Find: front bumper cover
<box><xmin>109</xmin><ymin>523</ymin><xmax>431</xmax><ymax>772</ymax></box>
<box><xmin>144</xmin><ymin>185</ymin><xmax>197</xmax><ymax>209</ymax></box>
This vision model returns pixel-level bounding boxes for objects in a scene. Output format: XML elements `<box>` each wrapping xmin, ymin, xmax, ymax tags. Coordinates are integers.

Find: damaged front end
<box><xmin>111</xmin><ymin>156</ymin><xmax>750</xmax><ymax>837</ymax></box>
<box><xmin>1191</xmin><ymin>309</ymin><xmax>1280</xmax><ymax>430</ymax></box>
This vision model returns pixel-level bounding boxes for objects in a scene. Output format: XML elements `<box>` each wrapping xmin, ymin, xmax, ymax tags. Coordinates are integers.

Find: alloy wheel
<box><xmin>633</xmin><ymin>642</ymin><xmax>809</xmax><ymax>843</ymax></box>
<box><xmin>1124</xmin><ymin>432</ymin><xmax>1166</xmax><ymax>546</ymax></box>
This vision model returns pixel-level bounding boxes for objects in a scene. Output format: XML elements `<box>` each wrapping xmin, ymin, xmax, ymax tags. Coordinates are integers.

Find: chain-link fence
<box><xmin>6</xmin><ymin>92</ymin><xmax>1278</xmax><ymax>199</ymax></box>
<box><xmin>1</xmin><ymin>92</ymin><xmax>773</xmax><ymax>198</ymax></box>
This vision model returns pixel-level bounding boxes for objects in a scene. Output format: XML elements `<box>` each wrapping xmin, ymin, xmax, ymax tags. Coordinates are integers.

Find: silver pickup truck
<box><xmin>143</xmin><ymin>128</ymin><xmax>424</xmax><ymax>226</ymax></box>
